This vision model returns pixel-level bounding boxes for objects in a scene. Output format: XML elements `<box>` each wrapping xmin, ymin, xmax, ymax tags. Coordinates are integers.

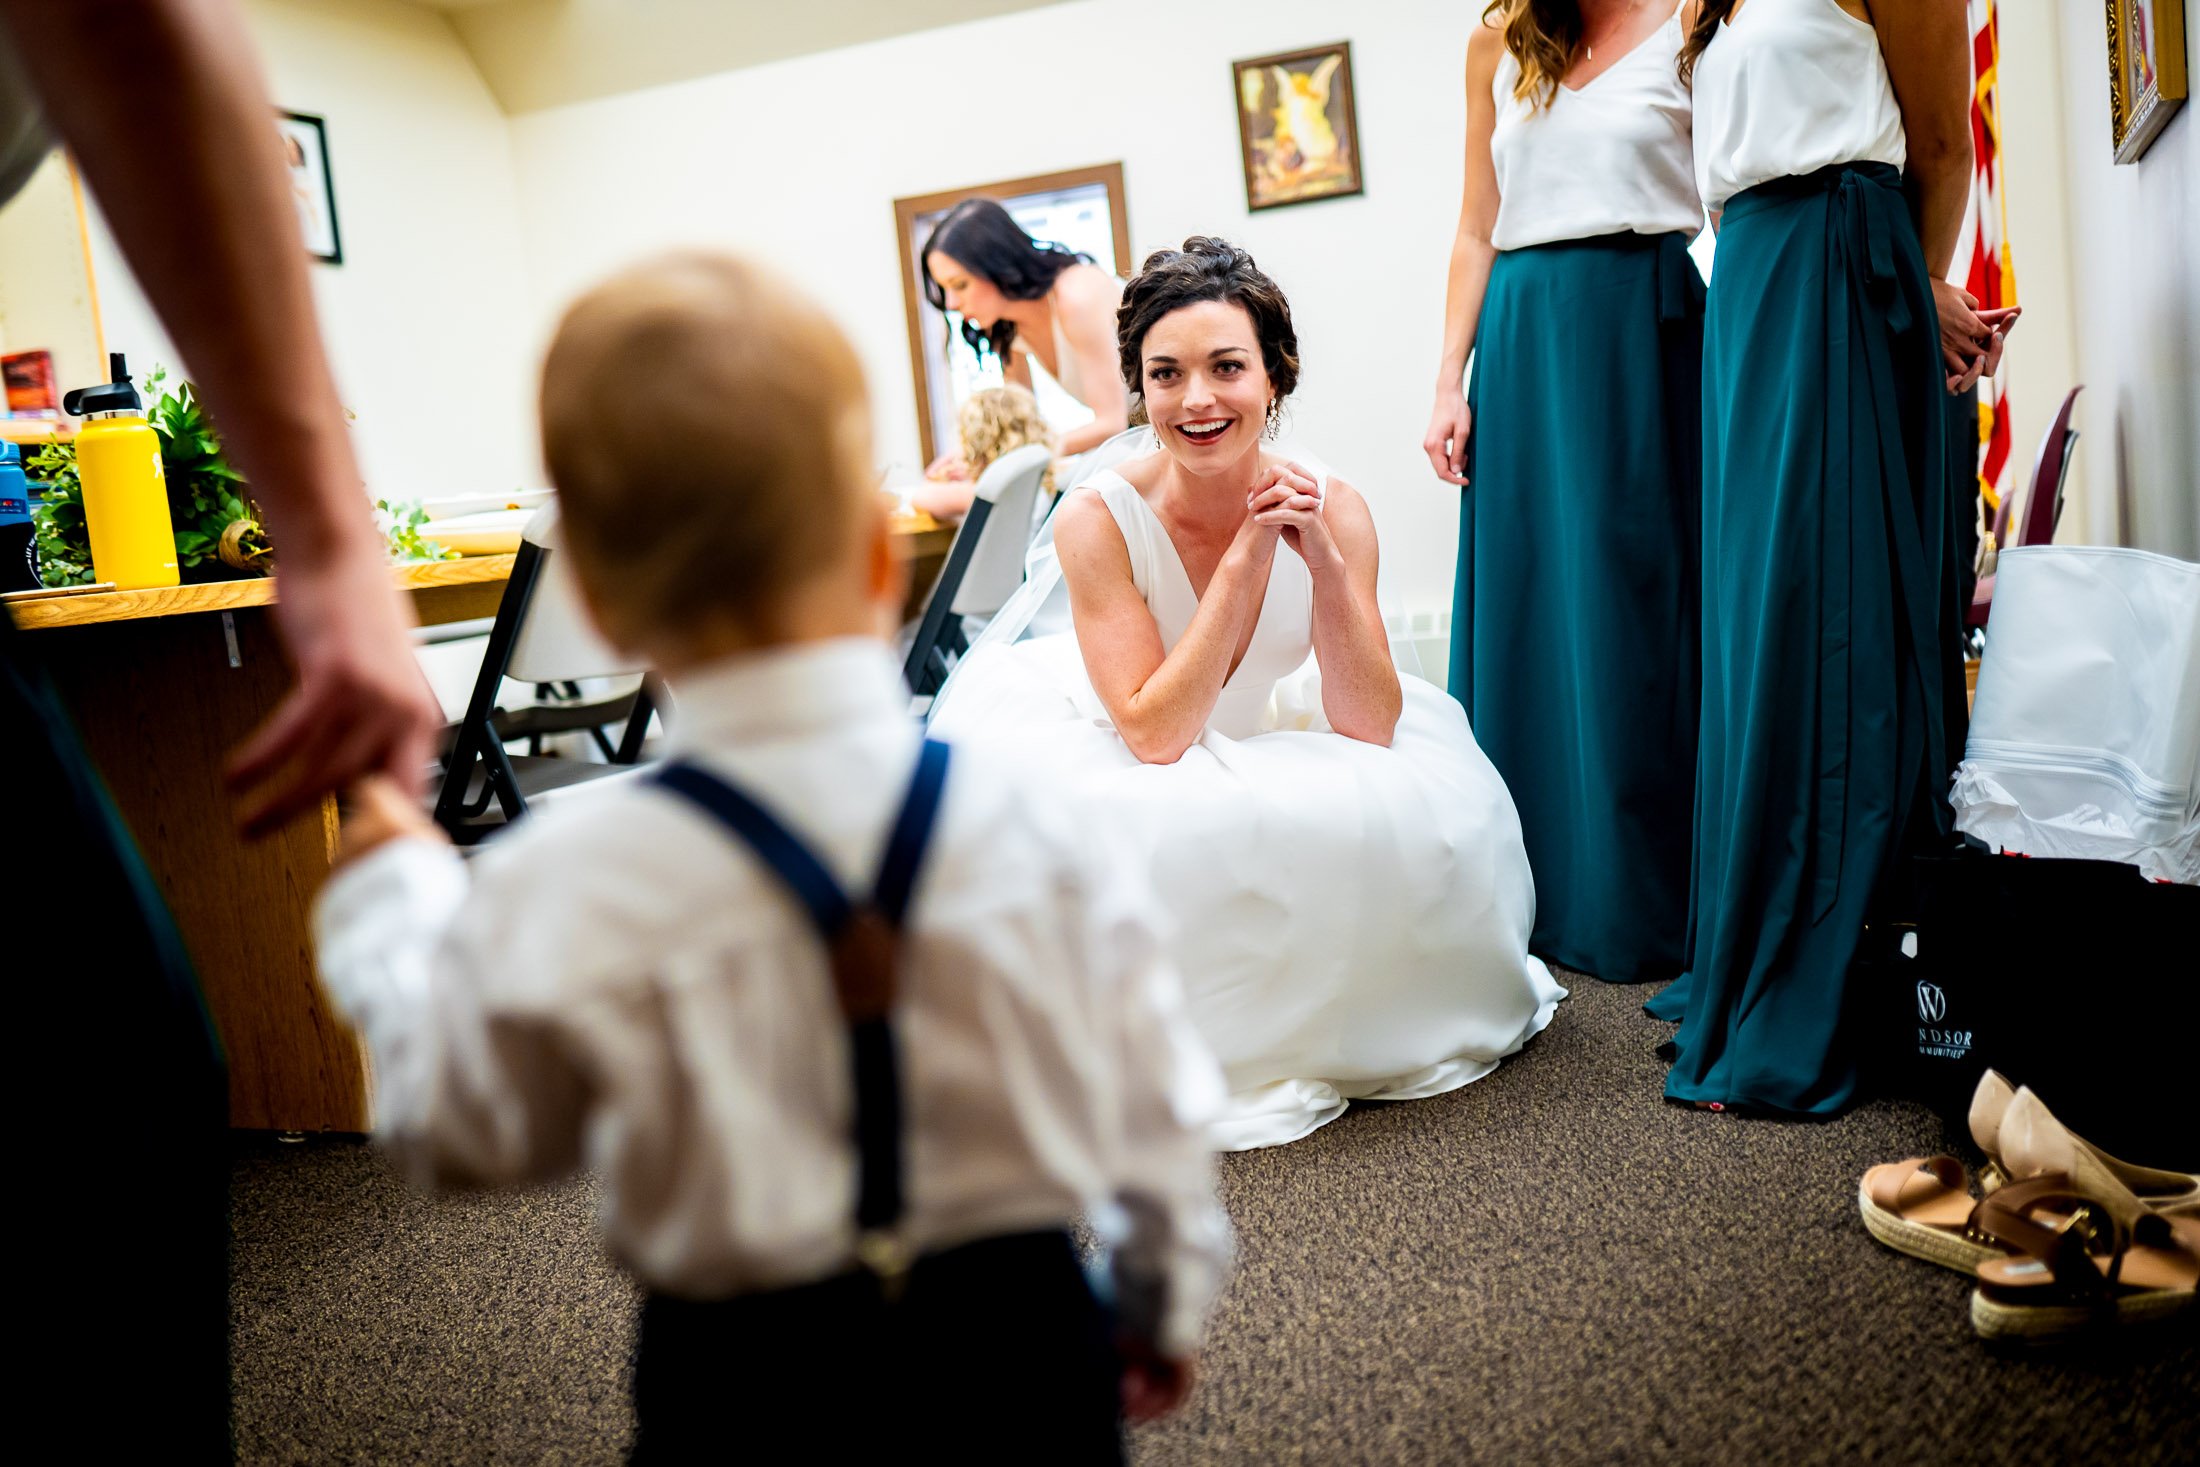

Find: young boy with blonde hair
<box><xmin>314</xmin><ymin>251</ymin><xmax>1226</xmax><ymax>1461</ymax></box>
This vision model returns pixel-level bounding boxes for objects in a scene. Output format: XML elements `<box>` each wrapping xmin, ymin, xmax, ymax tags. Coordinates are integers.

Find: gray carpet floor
<box><xmin>230</xmin><ymin>974</ymin><xmax>2198</xmax><ymax>1463</ymax></box>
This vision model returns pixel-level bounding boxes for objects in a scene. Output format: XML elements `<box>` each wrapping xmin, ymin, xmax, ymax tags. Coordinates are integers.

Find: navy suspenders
<box><xmin>651</xmin><ymin>738</ymin><xmax>952</xmax><ymax>1289</ymax></box>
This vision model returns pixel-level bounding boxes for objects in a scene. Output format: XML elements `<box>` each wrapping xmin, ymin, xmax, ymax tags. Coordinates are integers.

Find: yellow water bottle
<box><xmin>64</xmin><ymin>352</ymin><xmax>178</xmax><ymax>591</ymax></box>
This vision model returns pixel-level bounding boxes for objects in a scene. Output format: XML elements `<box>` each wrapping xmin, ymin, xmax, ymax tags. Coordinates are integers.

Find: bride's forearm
<box><xmin>1113</xmin><ymin>556</ymin><xmax>1265</xmax><ymax>764</ymax></box>
<box><xmin>1308</xmin><ymin>568</ymin><xmax>1401</xmax><ymax>746</ymax></box>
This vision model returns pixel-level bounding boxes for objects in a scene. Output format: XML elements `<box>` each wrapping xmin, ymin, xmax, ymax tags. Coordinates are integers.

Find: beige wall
<box><xmin>1992</xmin><ymin>2</ymin><xmax>2088</xmax><ymax>544</ymax></box>
<box><xmin>90</xmin><ymin>0</ymin><xmax>540</xmax><ymax>505</ymax></box>
<box><xmin>503</xmin><ymin>0</ymin><xmax>1493</xmax><ymax>622</ymax></box>
<box><xmin>71</xmin><ymin>0</ymin><xmax>2184</xmax><ymax>577</ymax></box>
<box><xmin>2052</xmin><ymin>2</ymin><xmax>2199</xmax><ymax>557</ymax></box>
<box><xmin>0</xmin><ymin>151</ymin><xmax>102</xmax><ymax>398</ymax></box>
<box><xmin>443</xmin><ymin>0</ymin><xmax>1077</xmax><ymax>113</ymax></box>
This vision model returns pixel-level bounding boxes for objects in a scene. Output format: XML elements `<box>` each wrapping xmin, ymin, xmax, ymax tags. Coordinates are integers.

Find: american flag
<box><xmin>1958</xmin><ymin>0</ymin><xmax>2016</xmax><ymax>515</ymax></box>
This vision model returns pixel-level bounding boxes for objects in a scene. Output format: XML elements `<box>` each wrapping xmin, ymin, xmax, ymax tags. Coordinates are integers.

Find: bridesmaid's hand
<box><xmin>1968</xmin><ymin>305</ymin><xmax>2022</xmax><ymax>387</ymax></box>
<box><xmin>1423</xmin><ymin>391</ymin><xmax>1471</xmax><ymax>486</ymax></box>
<box><xmin>1250</xmin><ymin>461</ymin><xmax>1337</xmax><ymax>574</ymax></box>
<box><xmin>1932</xmin><ymin>279</ymin><xmax>1996</xmax><ymax>395</ymax></box>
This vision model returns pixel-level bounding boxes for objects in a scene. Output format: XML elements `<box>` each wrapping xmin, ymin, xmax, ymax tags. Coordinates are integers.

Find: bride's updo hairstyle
<box><xmin>1116</xmin><ymin>236</ymin><xmax>1299</xmax><ymax>432</ymax></box>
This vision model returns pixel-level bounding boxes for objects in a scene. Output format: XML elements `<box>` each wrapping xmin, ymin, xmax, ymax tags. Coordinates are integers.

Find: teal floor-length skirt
<box><xmin>1453</xmin><ymin>230</ymin><xmax>1704</xmax><ymax>983</ymax></box>
<box><xmin>1647</xmin><ymin>163</ymin><xmax>1969</xmax><ymax>1114</ymax></box>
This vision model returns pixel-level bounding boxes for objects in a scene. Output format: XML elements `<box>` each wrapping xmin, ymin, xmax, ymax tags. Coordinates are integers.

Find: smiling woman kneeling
<box><xmin>929</xmin><ymin>237</ymin><xmax>1566</xmax><ymax>1149</ymax></box>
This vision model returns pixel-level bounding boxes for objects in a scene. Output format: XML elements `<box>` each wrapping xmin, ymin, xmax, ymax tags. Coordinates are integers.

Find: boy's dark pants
<box><xmin>632</xmin><ymin>1229</ymin><xmax>1121</xmax><ymax>1463</ymax></box>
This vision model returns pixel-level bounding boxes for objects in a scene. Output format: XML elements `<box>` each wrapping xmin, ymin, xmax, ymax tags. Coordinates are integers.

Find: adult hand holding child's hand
<box><xmin>336</xmin><ymin>773</ymin><xmax>447</xmax><ymax>868</ymax></box>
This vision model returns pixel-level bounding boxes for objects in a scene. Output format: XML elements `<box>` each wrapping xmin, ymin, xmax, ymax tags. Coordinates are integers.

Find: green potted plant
<box><xmin>27</xmin><ymin>366</ymin><xmax>452</xmax><ymax>585</ymax></box>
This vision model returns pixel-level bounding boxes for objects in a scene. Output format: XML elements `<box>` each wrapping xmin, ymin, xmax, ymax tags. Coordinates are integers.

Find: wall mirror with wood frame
<box><xmin>893</xmin><ymin>162</ymin><xmax>1130</xmax><ymax>466</ymax></box>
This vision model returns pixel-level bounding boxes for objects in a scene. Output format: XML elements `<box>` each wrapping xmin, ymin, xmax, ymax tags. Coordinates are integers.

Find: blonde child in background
<box><xmin>313</xmin><ymin>252</ymin><xmax>1227</xmax><ymax>1462</ymax></box>
<box><xmin>909</xmin><ymin>382</ymin><xmax>1056</xmax><ymax>523</ymax></box>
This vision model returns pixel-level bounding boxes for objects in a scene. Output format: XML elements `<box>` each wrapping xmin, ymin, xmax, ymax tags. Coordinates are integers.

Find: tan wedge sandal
<box><xmin>1969</xmin><ymin>1073</ymin><xmax>2199</xmax><ymax>1213</ymax></box>
<box><xmin>1859</xmin><ymin>1156</ymin><xmax>2007</xmax><ymax>1274</ymax></box>
<box><xmin>1967</xmin><ymin>1175</ymin><xmax>2199</xmax><ymax>1340</ymax></box>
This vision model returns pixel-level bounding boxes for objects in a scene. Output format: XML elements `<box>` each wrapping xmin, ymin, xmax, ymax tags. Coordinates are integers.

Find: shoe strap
<box><xmin>1867</xmin><ymin>1155</ymin><xmax>1967</xmax><ymax>1213</ymax></box>
<box><xmin>1970</xmin><ymin>1174</ymin><xmax>2138</xmax><ymax>1294</ymax></box>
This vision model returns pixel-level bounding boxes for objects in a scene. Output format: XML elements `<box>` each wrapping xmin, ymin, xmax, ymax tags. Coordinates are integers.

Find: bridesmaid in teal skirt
<box><xmin>1428</xmin><ymin>1</ymin><xmax>1704</xmax><ymax>983</ymax></box>
<box><xmin>1651</xmin><ymin>0</ymin><xmax>2012</xmax><ymax>1113</ymax></box>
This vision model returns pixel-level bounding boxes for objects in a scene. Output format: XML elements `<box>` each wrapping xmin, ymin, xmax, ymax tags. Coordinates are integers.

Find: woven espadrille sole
<box><xmin>1970</xmin><ymin>1285</ymin><xmax>2194</xmax><ymax>1340</ymax></box>
<box><xmin>1858</xmin><ymin>1180</ymin><xmax>2002</xmax><ymax>1275</ymax></box>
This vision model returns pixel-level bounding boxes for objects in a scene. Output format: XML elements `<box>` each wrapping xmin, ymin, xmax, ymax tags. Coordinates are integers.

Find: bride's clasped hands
<box><xmin>1247</xmin><ymin>461</ymin><xmax>1325</xmax><ymax>567</ymax></box>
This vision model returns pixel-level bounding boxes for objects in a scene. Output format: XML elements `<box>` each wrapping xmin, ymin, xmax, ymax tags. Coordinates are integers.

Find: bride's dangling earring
<box><xmin>1264</xmin><ymin>396</ymin><xmax>1281</xmax><ymax>440</ymax></box>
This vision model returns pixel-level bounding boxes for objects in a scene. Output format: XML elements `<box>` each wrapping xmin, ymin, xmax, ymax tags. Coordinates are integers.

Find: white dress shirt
<box><xmin>315</xmin><ymin>637</ymin><xmax>1229</xmax><ymax>1355</ymax></box>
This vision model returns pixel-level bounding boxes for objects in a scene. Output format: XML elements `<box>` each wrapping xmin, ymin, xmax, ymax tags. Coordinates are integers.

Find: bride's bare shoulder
<box><xmin>1320</xmin><ymin>475</ymin><xmax>1367</xmax><ymax>513</ymax></box>
<box><xmin>1052</xmin><ymin>489</ymin><xmax>1128</xmax><ymax>568</ymax></box>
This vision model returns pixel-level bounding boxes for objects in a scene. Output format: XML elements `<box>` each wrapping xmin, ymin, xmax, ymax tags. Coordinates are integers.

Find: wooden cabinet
<box><xmin>11</xmin><ymin>558</ymin><xmax>513</xmax><ymax>1131</ymax></box>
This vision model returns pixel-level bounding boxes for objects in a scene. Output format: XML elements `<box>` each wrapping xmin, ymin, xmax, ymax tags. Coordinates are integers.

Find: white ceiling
<box><xmin>407</xmin><ymin>0</ymin><xmax>1079</xmax><ymax>114</ymax></box>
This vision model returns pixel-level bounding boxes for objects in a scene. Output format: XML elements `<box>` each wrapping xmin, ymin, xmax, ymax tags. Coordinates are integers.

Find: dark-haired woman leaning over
<box><xmin>1427</xmin><ymin>0</ymin><xmax>1704</xmax><ymax>984</ymax></box>
<box><xmin>921</xmin><ymin>198</ymin><xmax>1127</xmax><ymax>509</ymax></box>
<box><xmin>1646</xmin><ymin>0</ymin><xmax>2005</xmax><ymax>1114</ymax></box>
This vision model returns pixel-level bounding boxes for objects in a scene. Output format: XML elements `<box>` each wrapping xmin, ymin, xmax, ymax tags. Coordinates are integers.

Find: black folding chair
<box><xmin>433</xmin><ymin>506</ymin><xmax>659</xmax><ymax>843</ymax></box>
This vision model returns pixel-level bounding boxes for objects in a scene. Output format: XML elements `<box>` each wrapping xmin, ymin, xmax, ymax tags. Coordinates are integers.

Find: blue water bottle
<box><xmin>0</xmin><ymin>439</ymin><xmax>41</xmax><ymax>592</ymax></box>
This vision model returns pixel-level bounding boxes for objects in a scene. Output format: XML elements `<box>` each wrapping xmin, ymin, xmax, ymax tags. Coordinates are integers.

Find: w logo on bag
<box><xmin>1916</xmin><ymin>981</ymin><xmax>1948</xmax><ymax>1024</ymax></box>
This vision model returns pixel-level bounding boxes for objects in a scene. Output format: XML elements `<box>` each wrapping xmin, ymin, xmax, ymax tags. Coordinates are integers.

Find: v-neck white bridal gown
<box><xmin>930</xmin><ymin>464</ymin><xmax>1565</xmax><ymax>1149</ymax></box>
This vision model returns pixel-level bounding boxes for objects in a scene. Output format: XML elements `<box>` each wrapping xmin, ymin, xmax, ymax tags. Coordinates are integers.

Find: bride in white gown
<box><xmin>931</xmin><ymin>236</ymin><xmax>1564</xmax><ymax>1149</ymax></box>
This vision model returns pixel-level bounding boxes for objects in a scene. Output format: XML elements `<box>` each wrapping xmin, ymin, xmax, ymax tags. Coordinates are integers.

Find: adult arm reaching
<box><xmin>0</xmin><ymin>0</ymin><xmax>440</xmax><ymax>834</ymax></box>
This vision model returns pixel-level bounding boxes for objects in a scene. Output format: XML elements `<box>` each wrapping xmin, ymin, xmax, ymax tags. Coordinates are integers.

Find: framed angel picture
<box><xmin>2107</xmin><ymin>0</ymin><xmax>2188</xmax><ymax>163</ymax></box>
<box><xmin>1232</xmin><ymin>42</ymin><xmax>1365</xmax><ymax>211</ymax></box>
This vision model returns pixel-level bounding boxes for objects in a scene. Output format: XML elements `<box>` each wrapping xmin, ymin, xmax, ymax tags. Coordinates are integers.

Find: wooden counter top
<box><xmin>12</xmin><ymin>507</ymin><xmax>953</xmax><ymax>634</ymax></box>
<box><xmin>8</xmin><ymin>554</ymin><xmax>518</xmax><ymax>631</ymax></box>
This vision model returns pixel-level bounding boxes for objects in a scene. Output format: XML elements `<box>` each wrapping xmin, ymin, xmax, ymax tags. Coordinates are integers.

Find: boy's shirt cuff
<box><xmin>314</xmin><ymin>836</ymin><xmax>469</xmax><ymax>1011</ymax></box>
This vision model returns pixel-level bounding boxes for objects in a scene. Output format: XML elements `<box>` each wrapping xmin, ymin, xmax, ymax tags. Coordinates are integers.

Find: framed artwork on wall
<box><xmin>892</xmin><ymin>163</ymin><xmax>1131</xmax><ymax>466</ymax></box>
<box><xmin>1232</xmin><ymin>41</ymin><xmax>1365</xmax><ymax>211</ymax></box>
<box><xmin>277</xmin><ymin>110</ymin><xmax>344</xmax><ymax>263</ymax></box>
<box><xmin>2107</xmin><ymin>0</ymin><xmax>2188</xmax><ymax>163</ymax></box>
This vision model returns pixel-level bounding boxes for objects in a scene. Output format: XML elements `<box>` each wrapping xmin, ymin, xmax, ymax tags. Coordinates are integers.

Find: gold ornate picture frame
<box><xmin>1232</xmin><ymin>42</ymin><xmax>1365</xmax><ymax>212</ymax></box>
<box><xmin>2107</xmin><ymin>0</ymin><xmax>2188</xmax><ymax>163</ymax></box>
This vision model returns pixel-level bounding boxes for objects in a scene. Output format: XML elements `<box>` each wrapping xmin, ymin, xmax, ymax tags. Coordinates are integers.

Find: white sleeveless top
<box><xmin>1489</xmin><ymin>8</ymin><xmax>1700</xmax><ymax>251</ymax></box>
<box><xmin>1691</xmin><ymin>0</ymin><xmax>1907</xmax><ymax>215</ymax></box>
<box><xmin>1089</xmin><ymin>469</ymin><xmax>1314</xmax><ymax>741</ymax></box>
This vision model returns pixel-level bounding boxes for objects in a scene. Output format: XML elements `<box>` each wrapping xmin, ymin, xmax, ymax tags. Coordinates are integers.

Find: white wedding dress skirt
<box><xmin>931</xmin><ymin>457</ymin><xmax>1566</xmax><ymax>1149</ymax></box>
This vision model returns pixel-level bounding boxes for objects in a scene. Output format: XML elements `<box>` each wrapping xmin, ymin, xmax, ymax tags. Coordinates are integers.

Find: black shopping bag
<box><xmin>1861</xmin><ymin>842</ymin><xmax>2200</xmax><ymax>1169</ymax></box>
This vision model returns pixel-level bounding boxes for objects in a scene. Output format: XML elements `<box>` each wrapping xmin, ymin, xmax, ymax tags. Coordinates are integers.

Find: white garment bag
<box><xmin>1951</xmin><ymin>545</ymin><xmax>2200</xmax><ymax>884</ymax></box>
